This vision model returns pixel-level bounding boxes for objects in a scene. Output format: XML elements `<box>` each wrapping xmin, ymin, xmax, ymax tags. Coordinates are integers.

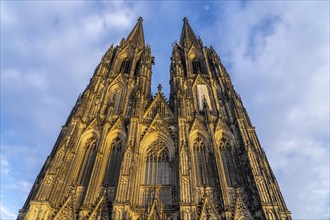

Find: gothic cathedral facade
<box><xmin>19</xmin><ymin>18</ymin><xmax>291</xmax><ymax>220</ymax></box>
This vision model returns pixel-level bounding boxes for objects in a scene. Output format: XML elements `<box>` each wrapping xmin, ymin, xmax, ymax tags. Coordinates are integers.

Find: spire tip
<box><xmin>157</xmin><ymin>84</ymin><xmax>163</xmax><ymax>93</ymax></box>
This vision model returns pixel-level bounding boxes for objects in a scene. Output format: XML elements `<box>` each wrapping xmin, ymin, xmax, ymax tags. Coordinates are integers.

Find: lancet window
<box><xmin>193</xmin><ymin>137</ymin><xmax>211</xmax><ymax>186</ymax></box>
<box><xmin>141</xmin><ymin>139</ymin><xmax>173</xmax><ymax>207</ymax></box>
<box><xmin>113</xmin><ymin>91</ymin><xmax>122</xmax><ymax>114</ymax></box>
<box><xmin>77</xmin><ymin>137</ymin><xmax>97</xmax><ymax>186</ymax></box>
<box><xmin>144</xmin><ymin>140</ymin><xmax>170</xmax><ymax>185</ymax></box>
<box><xmin>219</xmin><ymin>138</ymin><xmax>239</xmax><ymax>186</ymax></box>
<box><xmin>192</xmin><ymin>58</ymin><xmax>201</xmax><ymax>74</ymax></box>
<box><xmin>134</xmin><ymin>60</ymin><xmax>141</xmax><ymax>76</ymax></box>
<box><xmin>119</xmin><ymin>58</ymin><xmax>131</xmax><ymax>74</ymax></box>
<box><xmin>196</xmin><ymin>84</ymin><xmax>212</xmax><ymax>112</ymax></box>
<box><xmin>105</xmin><ymin>88</ymin><xmax>123</xmax><ymax>116</ymax></box>
<box><xmin>104</xmin><ymin>137</ymin><xmax>123</xmax><ymax>187</ymax></box>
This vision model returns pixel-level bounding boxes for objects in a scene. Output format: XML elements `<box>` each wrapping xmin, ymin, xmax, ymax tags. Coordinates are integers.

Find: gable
<box><xmin>108</xmin><ymin>72</ymin><xmax>128</xmax><ymax>89</ymax></box>
<box><xmin>214</xmin><ymin>118</ymin><xmax>231</xmax><ymax>133</ymax></box>
<box><xmin>84</xmin><ymin>117</ymin><xmax>101</xmax><ymax>135</ymax></box>
<box><xmin>234</xmin><ymin>192</ymin><xmax>254</xmax><ymax>220</ymax></box>
<box><xmin>117</xmin><ymin>43</ymin><xmax>134</xmax><ymax>58</ymax></box>
<box><xmin>145</xmin><ymin>114</ymin><xmax>171</xmax><ymax>136</ymax></box>
<box><xmin>192</xmin><ymin>74</ymin><xmax>209</xmax><ymax>89</ymax></box>
<box><xmin>214</xmin><ymin>118</ymin><xmax>236</xmax><ymax>144</ymax></box>
<box><xmin>198</xmin><ymin>197</ymin><xmax>221</xmax><ymax>220</ymax></box>
<box><xmin>110</xmin><ymin>117</ymin><xmax>126</xmax><ymax>133</ymax></box>
<box><xmin>147</xmin><ymin>199</ymin><xmax>163</xmax><ymax>220</ymax></box>
<box><xmin>190</xmin><ymin>117</ymin><xmax>208</xmax><ymax>135</ymax></box>
<box><xmin>188</xmin><ymin>44</ymin><xmax>203</xmax><ymax>60</ymax></box>
<box><xmin>143</xmin><ymin>94</ymin><xmax>174</xmax><ymax>120</ymax></box>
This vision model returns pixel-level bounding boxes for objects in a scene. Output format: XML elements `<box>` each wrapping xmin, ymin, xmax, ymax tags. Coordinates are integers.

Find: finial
<box><xmin>138</xmin><ymin>17</ymin><xmax>143</xmax><ymax>22</ymax></box>
<box><xmin>183</xmin><ymin>17</ymin><xmax>188</xmax><ymax>22</ymax></box>
<box><xmin>157</xmin><ymin>84</ymin><xmax>162</xmax><ymax>93</ymax></box>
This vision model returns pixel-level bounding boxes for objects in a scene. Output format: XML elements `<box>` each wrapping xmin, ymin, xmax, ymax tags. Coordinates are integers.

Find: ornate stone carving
<box><xmin>19</xmin><ymin>18</ymin><xmax>291</xmax><ymax>220</ymax></box>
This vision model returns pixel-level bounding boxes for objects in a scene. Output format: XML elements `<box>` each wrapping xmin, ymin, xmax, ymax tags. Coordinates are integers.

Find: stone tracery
<box><xmin>19</xmin><ymin>18</ymin><xmax>291</xmax><ymax>220</ymax></box>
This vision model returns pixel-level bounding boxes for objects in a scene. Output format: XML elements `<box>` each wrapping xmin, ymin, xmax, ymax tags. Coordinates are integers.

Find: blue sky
<box><xmin>1</xmin><ymin>1</ymin><xmax>329</xmax><ymax>219</ymax></box>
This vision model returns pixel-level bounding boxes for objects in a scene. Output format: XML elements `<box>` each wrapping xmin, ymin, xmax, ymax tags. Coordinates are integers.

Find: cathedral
<box><xmin>18</xmin><ymin>17</ymin><xmax>291</xmax><ymax>220</ymax></box>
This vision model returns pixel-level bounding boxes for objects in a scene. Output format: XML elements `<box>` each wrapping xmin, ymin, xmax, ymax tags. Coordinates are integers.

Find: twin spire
<box><xmin>126</xmin><ymin>17</ymin><xmax>145</xmax><ymax>48</ymax></box>
<box><xmin>180</xmin><ymin>17</ymin><xmax>199</xmax><ymax>46</ymax></box>
<box><xmin>126</xmin><ymin>17</ymin><xmax>199</xmax><ymax>48</ymax></box>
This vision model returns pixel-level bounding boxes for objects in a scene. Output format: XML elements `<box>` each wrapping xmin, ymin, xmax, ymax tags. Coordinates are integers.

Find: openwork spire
<box><xmin>180</xmin><ymin>17</ymin><xmax>199</xmax><ymax>47</ymax></box>
<box><xmin>127</xmin><ymin>17</ymin><xmax>145</xmax><ymax>48</ymax></box>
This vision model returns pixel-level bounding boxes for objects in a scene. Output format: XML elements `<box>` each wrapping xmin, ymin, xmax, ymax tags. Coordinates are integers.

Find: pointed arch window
<box><xmin>113</xmin><ymin>90</ymin><xmax>122</xmax><ymax>114</ymax></box>
<box><xmin>219</xmin><ymin>138</ymin><xmax>239</xmax><ymax>186</ymax></box>
<box><xmin>134</xmin><ymin>60</ymin><xmax>141</xmax><ymax>76</ymax></box>
<box><xmin>196</xmin><ymin>84</ymin><xmax>212</xmax><ymax>112</ymax></box>
<box><xmin>119</xmin><ymin>58</ymin><xmax>131</xmax><ymax>74</ymax></box>
<box><xmin>139</xmin><ymin>139</ymin><xmax>176</xmax><ymax>208</ymax></box>
<box><xmin>104</xmin><ymin>137</ymin><xmax>123</xmax><ymax>187</ymax></box>
<box><xmin>144</xmin><ymin>140</ymin><xmax>170</xmax><ymax>185</ymax></box>
<box><xmin>141</xmin><ymin>139</ymin><xmax>173</xmax><ymax>207</ymax></box>
<box><xmin>105</xmin><ymin>88</ymin><xmax>123</xmax><ymax>116</ymax></box>
<box><xmin>78</xmin><ymin>137</ymin><xmax>97</xmax><ymax>186</ymax></box>
<box><xmin>192</xmin><ymin>58</ymin><xmax>201</xmax><ymax>74</ymax></box>
<box><xmin>193</xmin><ymin>137</ymin><xmax>210</xmax><ymax>186</ymax></box>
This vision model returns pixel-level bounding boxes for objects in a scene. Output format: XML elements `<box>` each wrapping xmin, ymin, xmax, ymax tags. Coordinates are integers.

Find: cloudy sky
<box><xmin>1</xmin><ymin>1</ymin><xmax>329</xmax><ymax>219</ymax></box>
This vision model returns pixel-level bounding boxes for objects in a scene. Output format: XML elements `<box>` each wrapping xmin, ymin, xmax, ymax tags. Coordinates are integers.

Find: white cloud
<box><xmin>1</xmin><ymin>1</ymin><xmax>328</xmax><ymax>219</ymax></box>
<box><xmin>0</xmin><ymin>155</ymin><xmax>10</xmax><ymax>176</ymax></box>
<box><xmin>2</xmin><ymin>68</ymin><xmax>49</xmax><ymax>91</ymax></box>
<box><xmin>5</xmin><ymin>181</ymin><xmax>32</xmax><ymax>196</ymax></box>
<box><xmin>201</xmin><ymin>1</ymin><xmax>329</xmax><ymax>219</ymax></box>
<box><xmin>0</xmin><ymin>203</ymin><xmax>17</xmax><ymax>220</ymax></box>
<box><xmin>104</xmin><ymin>11</ymin><xmax>133</xmax><ymax>29</ymax></box>
<box><xmin>1</xmin><ymin>1</ymin><xmax>140</xmax><ymax>217</ymax></box>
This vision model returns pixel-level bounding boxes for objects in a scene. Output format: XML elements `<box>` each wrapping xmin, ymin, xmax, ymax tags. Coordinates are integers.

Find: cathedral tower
<box><xmin>19</xmin><ymin>18</ymin><xmax>291</xmax><ymax>220</ymax></box>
